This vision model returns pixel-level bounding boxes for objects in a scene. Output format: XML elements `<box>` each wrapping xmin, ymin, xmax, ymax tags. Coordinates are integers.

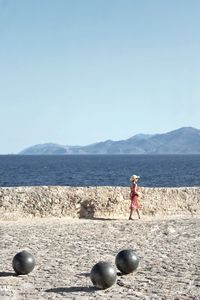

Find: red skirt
<box><xmin>130</xmin><ymin>195</ymin><xmax>141</xmax><ymax>210</ymax></box>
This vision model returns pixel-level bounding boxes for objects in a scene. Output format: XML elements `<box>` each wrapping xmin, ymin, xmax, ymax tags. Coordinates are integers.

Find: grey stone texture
<box><xmin>0</xmin><ymin>217</ymin><xmax>199</xmax><ymax>299</ymax></box>
<box><xmin>0</xmin><ymin>186</ymin><xmax>199</xmax><ymax>298</ymax></box>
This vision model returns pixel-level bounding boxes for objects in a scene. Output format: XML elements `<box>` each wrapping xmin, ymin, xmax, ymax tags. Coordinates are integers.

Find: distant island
<box><xmin>19</xmin><ymin>127</ymin><xmax>200</xmax><ymax>155</ymax></box>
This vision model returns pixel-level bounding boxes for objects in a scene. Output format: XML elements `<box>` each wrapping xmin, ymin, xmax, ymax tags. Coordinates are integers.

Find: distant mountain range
<box><xmin>19</xmin><ymin>127</ymin><xmax>200</xmax><ymax>155</ymax></box>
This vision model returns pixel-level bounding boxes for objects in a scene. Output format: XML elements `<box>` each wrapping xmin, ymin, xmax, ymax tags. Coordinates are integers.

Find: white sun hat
<box><xmin>130</xmin><ymin>174</ymin><xmax>140</xmax><ymax>182</ymax></box>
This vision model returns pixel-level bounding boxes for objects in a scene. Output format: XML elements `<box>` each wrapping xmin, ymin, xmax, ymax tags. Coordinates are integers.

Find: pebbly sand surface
<box><xmin>0</xmin><ymin>216</ymin><xmax>200</xmax><ymax>300</ymax></box>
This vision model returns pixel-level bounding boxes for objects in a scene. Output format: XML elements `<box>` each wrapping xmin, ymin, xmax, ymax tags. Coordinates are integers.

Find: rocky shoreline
<box><xmin>0</xmin><ymin>186</ymin><xmax>200</xmax><ymax>220</ymax></box>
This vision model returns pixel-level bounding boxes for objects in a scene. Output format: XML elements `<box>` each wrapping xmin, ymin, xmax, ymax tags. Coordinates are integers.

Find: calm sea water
<box><xmin>0</xmin><ymin>155</ymin><xmax>199</xmax><ymax>187</ymax></box>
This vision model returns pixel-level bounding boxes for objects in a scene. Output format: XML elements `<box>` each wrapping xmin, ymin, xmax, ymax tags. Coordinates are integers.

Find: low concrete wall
<box><xmin>0</xmin><ymin>186</ymin><xmax>199</xmax><ymax>220</ymax></box>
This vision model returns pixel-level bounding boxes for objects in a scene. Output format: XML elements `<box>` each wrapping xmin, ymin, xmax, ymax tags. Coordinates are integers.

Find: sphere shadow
<box><xmin>45</xmin><ymin>286</ymin><xmax>97</xmax><ymax>294</ymax></box>
<box><xmin>0</xmin><ymin>271</ymin><xmax>17</xmax><ymax>277</ymax></box>
<box><xmin>77</xmin><ymin>272</ymin><xmax>90</xmax><ymax>277</ymax></box>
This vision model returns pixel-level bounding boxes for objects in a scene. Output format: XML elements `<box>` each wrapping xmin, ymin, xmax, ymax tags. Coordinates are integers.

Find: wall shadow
<box><xmin>92</xmin><ymin>217</ymin><xmax>118</xmax><ymax>221</ymax></box>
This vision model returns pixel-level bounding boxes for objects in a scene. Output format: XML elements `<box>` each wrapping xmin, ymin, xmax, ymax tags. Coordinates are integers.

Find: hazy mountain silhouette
<box><xmin>19</xmin><ymin>127</ymin><xmax>200</xmax><ymax>155</ymax></box>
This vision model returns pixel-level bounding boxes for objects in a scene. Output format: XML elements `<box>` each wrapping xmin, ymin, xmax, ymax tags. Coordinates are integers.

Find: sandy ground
<box><xmin>0</xmin><ymin>216</ymin><xmax>200</xmax><ymax>300</ymax></box>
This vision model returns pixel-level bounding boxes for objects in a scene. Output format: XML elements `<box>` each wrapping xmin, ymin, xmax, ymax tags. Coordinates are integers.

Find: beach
<box><xmin>0</xmin><ymin>187</ymin><xmax>200</xmax><ymax>299</ymax></box>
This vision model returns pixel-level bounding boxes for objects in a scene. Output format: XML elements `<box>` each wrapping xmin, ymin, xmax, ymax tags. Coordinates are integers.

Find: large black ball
<box><xmin>12</xmin><ymin>250</ymin><xmax>36</xmax><ymax>275</ymax></box>
<box><xmin>90</xmin><ymin>261</ymin><xmax>117</xmax><ymax>289</ymax></box>
<box><xmin>115</xmin><ymin>249</ymin><xmax>139</xmax><ymax>274</ymax></box>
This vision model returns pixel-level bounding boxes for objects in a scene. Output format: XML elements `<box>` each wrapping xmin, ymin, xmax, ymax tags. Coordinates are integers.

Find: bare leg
<box><xmin>129</xmin><ymin>209</ymin><xmax>133</xmax><ymax>220</ymax></box>
<box><xmin>136</xmin><ymin>209</ymin><xmax>141</xmax><ymax>219</ymax></box>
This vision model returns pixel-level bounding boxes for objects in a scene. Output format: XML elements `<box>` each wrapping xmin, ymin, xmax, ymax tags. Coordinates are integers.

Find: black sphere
<box><xmin>12</xmin><ymin>250</ymin><xmax>36</xmax><ymax>275</ymax></box>
<box><xmin>115</xmin><ymin>249</ymin><xmax>139</xmax><ymax>274</ymax></box>
<box><xmin>90</xmin><ymin>261</ymin><xmax>117</xmax><ymax>289</ymax></box>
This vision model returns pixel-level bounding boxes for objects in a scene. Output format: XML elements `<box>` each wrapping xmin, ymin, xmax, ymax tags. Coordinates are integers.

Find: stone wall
<box><xmin>0</xmin><ymin>186</ymin><xmax>199</xmax><ymax>220</ymax></box>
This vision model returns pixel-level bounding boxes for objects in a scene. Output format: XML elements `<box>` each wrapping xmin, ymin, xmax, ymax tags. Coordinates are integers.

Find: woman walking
<box><xmin>129</xmin><ymin>174</ymin><xmax>141</xmax><ymax>220</ymax></box>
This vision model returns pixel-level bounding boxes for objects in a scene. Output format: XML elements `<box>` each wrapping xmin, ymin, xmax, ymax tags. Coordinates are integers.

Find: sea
<box><xmin>0</xmin><ymin>154</ymin><xmax>199</xmax><ymax>188</ymax></box>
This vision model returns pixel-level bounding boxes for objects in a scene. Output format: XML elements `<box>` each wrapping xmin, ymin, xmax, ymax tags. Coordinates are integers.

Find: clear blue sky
<box><xmin>0</xmin><ymin>0</ymin><xmax>200</xmax><ymax>154</ymax></box>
